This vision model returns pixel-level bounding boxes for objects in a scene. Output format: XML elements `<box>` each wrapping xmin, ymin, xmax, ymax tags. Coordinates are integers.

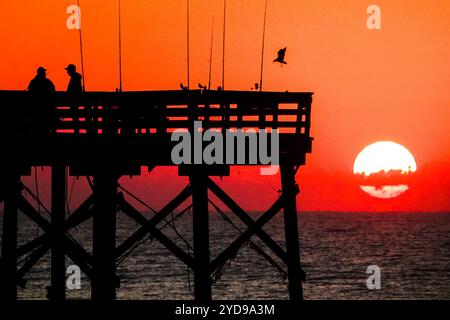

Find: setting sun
<box><xmin>353</xmin><ymin>141</ymin><xmax>417</xmax><ymax>199</ymax></box>
<box><xmin>354</xmin><ymin>141</ymin><xmax>417</xmax><ymax>176</ymax></box>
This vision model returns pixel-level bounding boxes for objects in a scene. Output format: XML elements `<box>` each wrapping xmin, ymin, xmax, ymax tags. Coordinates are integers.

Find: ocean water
<box><xmin>1</xmin><ymin>211</ymin><xmax>449</xmax><ymax>300</ymax></box>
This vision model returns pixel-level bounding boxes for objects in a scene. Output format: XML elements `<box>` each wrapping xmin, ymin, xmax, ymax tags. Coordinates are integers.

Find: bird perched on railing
<box><xmin>273</xmin><ymin>47</ymin><xmax>287</xmax><ymax>65</ymax></box>
<box><xmin>251</xmin><ymin>83</ymin><xmax>259</xmax><ymax>91</ymax></box>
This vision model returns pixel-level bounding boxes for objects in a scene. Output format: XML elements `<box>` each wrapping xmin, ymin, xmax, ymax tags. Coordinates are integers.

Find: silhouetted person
<box><xmin>65</xmin><ymin>64</ymin><xmax>83</xmax><ymax>133</ymax></box>
<box><xmin>273</xmin><ymin>47</ymin><xmax>287</xmax><ymax>65</ymax></box>
<box><xmin>28</xmin><ymin>67</ymin><xmax>56</xmax><ymax>136</ymax></box>
<box><xmin>28</xmin><ymin>67</ymin><xmax>55</xmax><ymax>96</ymax></box>
<box><xmin>65</xmin><ymin>64</ymin><xmax>82</xmax><ymax>94</ymax></box>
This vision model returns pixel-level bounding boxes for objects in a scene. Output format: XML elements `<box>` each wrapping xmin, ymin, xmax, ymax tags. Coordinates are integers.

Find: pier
<box><xmin>0</xmin><ymin>89</ymin><xmax>313</xmax><ymax>302</ymax></box>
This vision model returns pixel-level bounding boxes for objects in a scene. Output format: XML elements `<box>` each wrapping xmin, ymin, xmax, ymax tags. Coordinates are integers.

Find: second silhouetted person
<box><xmin>65</xmin><ymin>64</ymin><xmax>82</xmax><ymax>94</ymax></box>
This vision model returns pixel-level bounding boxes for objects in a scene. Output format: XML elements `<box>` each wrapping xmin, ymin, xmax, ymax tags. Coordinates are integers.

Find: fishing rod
<box><xmin>221</xmin><ymin>0</ymin><xmax>227</xmax><ymax>90</ymax></box>
<box><xmin>208</xmin><ymin>17</ymin><xmax>215</xmax><ymax>90</ymax></box>
<box><xmin>77</xmin><ymin>0</ymin><xmax>86</xmax><ymax>91</ymax></box>
<box><xmin>259</xmin><ymin>0</ymin><xmax>268</xmax><ymax>92</ymax></box>
<box><xmin>186</xmin><ymin>0</ymin><xmax>191</xmax><ymax>90</ymax></box>
<box><xmin>118</xmin><ymin>0</ymin><xmax>123</xmax><ymax>92</ymax></box>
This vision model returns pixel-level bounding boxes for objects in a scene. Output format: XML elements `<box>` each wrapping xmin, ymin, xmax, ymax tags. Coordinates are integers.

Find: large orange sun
<box><xmin>353</xmin><ymin>141</ymin><xmax>417</xmax><ymax>199</ymax></box>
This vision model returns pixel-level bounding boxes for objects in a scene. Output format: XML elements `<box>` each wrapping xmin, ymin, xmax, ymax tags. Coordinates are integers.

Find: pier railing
<box><xmin>0</xmin><ymin>90</ymin><xmax>313</xmax><ymax>166</ymax></box>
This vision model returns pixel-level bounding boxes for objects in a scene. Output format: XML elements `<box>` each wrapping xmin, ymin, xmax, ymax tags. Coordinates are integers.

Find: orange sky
<box><xmin>1</xmin><ymin>0</ymin><xmax>449</xmax><ymax>212</ymax></box>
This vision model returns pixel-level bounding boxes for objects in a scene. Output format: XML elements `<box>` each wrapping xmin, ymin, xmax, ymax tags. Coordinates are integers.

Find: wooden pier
<box><xmin>0</xmin><ymin>89</ymin><xmax>313</xmax><ymax>302</ymax></box>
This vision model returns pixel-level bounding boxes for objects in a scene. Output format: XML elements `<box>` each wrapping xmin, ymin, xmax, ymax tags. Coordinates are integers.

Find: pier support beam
<box><xmin>280</xmin><ymin>164</ymin><xmax>303</xmax><ymax>301</ymax></box>
<box><xmin>0</xmin><ymin>170</ymin><xmax>19</xmax><ymax>301</ymax></box>
<box><xmin>190</xmin><ymin>173</ymin><xmax>212</xmax><ymax>302</ymax></box>
<box><xmin>92</xmin><ymin>170</ymin><xmax>118</xmax><ymax>302</ymax></box>
<box><xmin>50</xmin><ymin>164</ymin><xmax>66</xmax><ymax>301</ymax></box>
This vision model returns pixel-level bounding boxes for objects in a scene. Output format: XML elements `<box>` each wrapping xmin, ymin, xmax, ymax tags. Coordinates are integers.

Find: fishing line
<box><xmin>77</xmin><ymin>0</ymin><xmax>86</xmax><ymax>91</ymax></box>
<box><xmin>34</xmin><ymin>167</ymin><xmax>42</xmax><ymax>217</ymax></box>
<box><xmin>221</xmin><ymin>0</ymin><xmax>227</xmax><ymax>90</ymax></box>
<box><xmin>259</xmin><ymin>0</ymin><xmax>268</xmax><ymax>92</ymax></box>
<box><xmin>186</xmin><ymin>0</ymin><xmax>191</xmax><ymax>89</ymax></box>
<box><xmin>118</xmin><ymin>0</ymin><xmax>123</xmax><ymax>92</ymax></box>
<box><xmin>208</xmin><ymin>17</ymin><xmax>215</xmax><ymax>90</ymax></box>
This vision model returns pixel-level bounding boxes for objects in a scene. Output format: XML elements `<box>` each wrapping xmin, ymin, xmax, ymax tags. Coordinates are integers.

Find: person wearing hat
<box><xmin>65</xmin><ymin>64</ymin><xmax>82</xmax><ymax>94</ymax></box>
<box><xmin>65</xmin><ymin>64</ymin><xmax>83</xmax><ymax>134</ymax></box>
<box><xmin>28</xmin><ymin>67</ymin><xmax>55</xmax><ymax>95</ymax></box>
<box><xmin>28</xmin><ymin>67</ymin><xmax>56</xmax><ymax>136</ymax></box>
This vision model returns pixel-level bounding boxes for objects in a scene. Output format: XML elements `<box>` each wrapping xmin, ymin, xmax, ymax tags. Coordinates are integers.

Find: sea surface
<box><xmin>1</xmin><ymin>211</ymin><xmax>449</xmax><ymax>300</ymax></box>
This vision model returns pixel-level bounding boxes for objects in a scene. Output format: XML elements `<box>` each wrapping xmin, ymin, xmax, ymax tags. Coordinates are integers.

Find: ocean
<box><xmin>2</xmin><ymin>211</ymin><xmax>450</xmax><ymax>300</ymax></box>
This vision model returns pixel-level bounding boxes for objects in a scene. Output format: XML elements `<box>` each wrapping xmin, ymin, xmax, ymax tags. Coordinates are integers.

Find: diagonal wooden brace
<box><xmin>210</xmin><ymin>195</ymin><xmax>285</xmax><ymax>273</ymax></box>
<box><xmin>15</xmin><ymin>194</ymin><xmax>94</xmax><ymax>277</ymax></box>
<box><xmin>115</xmin><ymin>184</ymin><xmax>192</xmax><ymax>258</ymax></box>
<box><xmin>207</xmin><ymin>178</ymin><xmax>290</xmax><ymax>264</ymax></box>
<box><xmin>16</xmin><ymin>195</ymin><xmax>94</xmax><ymax>258</ymax></box>
<box><xmin>117</xmin><ymin>195</ymin><xmax>194</xmax><ymax>269</ymax></box>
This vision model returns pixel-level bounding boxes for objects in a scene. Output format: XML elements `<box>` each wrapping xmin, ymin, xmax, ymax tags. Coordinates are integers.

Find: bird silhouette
<box><xmin>273</xmin><ymin>47</ymin><xmax>287</xmax><ymax>65</ymax></box>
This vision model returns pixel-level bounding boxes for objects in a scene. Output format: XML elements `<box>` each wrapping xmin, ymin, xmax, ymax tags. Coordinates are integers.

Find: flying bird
<box><xmin>273</xmin><ymin>47</ymin><xmax>287</xmax><ymax>65</ymax></box>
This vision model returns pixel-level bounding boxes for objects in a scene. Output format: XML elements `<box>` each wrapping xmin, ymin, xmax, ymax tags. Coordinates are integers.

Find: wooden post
<box><xmin>48</xmin><ymin>164</ymin><xmax>66</xmax><ymax>301</ymax></box>
<box><xmin>50</xmin><ymin>164</ymin><xmax>66</xmax><ymax>301</ymax></box>
<box><xmin>191</xmin><ymin>173</ymin><xmax>212</xmax><ymax>302</ymax></box>
<box><xmin>92</xmin><ymin>170</ymin><xmax>117</xmax><ymax>302</ymax></box>
<box><xmin>0</xmin><ymin>170</ymin><xmax>19</xmax><ymax>301</ymax></box>
<box><xmin>280</xmin><ymin>163</ymin><xmax>303</xmax><ymax>301</ymax></box>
